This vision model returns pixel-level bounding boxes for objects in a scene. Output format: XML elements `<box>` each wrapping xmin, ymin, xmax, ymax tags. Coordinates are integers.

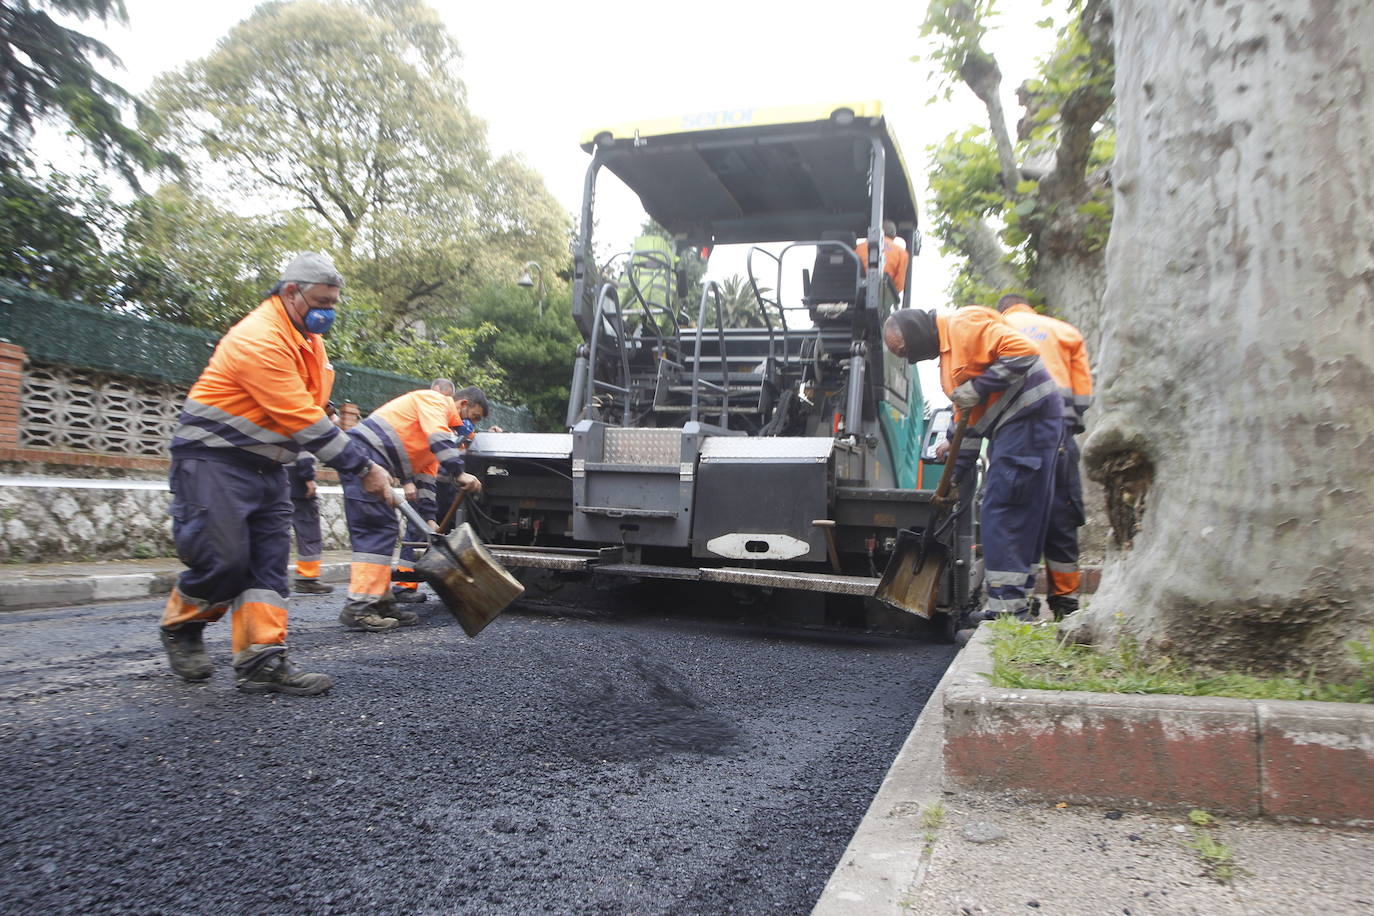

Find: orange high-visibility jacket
<box><xmin>350</xmin><ymin>389</ymin><xmax>466</xmax><ymax>519</ymax></box>
<box><xmin>937</xmin><ymin>306</ymin><xmax>1059</xmax><ymax>442</ymax></box>
<box><xmin>170</xmin><ymin>296</ymin><xmax>369</xmax><ymax>473</ymax></box>
<box><xmin>855</xmin><ymin>237</ymin><xmax>910</xmax><ymax>294</ymax></box>
<box><xmin>1000</xmin><ymin>303</ymin><xmax>1093</xmax><ymax>431</ymax></box>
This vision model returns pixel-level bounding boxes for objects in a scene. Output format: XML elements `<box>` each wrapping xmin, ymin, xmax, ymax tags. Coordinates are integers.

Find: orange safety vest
<box><xmin>171</xmin><ymin>296</ymin><xmax>364</xmax><ymax>470</ymax></box>
<box><xmin>1000</xmin><ymin>303</ymin><xmax>1093</xmax><ymax>427</ymax></box>
<box><xmin>936</xmin><ymin>307</ymin><xmax>1044</xmax><ymax>430</ymax></box>
<box><xmin>855</xmin><ymin>237</ymin><xmax>910</xmax><ymax>294</ymax></box>
<box><xmin>351</xmin><ymin>389</ymin><xmax>465</xmax><ymax>482</ymax></box>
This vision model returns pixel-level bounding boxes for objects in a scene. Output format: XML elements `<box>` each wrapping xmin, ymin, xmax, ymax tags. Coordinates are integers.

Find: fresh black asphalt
<box><xmin>1</xmin><ymin>579</ymin><xmax>954</xmax><ymax>915</ymax></box>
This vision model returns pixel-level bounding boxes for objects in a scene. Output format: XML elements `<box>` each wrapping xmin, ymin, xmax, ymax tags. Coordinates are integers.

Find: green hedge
<box><xmin>0</xmin><ymin>280</ymin><xmax>533</xmax><ymax>429</ymax></box>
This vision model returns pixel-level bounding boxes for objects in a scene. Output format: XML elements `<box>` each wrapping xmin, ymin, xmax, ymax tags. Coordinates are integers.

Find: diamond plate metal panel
<box><xmin>603</xmin><ymin>427</ymin><xmax>681</xmax><ymax>465</ymax></box>
<box><xmin>699</xmin><ymin>436</ymin><xmax>835</xmax><ymax>461</ymax></box>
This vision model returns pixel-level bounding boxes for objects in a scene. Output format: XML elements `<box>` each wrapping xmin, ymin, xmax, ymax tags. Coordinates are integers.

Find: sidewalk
<box><xmin>814</xmin><ymin>632</ymin><xmax>1374</xmax><ymax>916</ymax></box>
<box><xmin>0</xmin><ymin>550</ymin><xmax>353</xmax><ymax>610</ymax></box>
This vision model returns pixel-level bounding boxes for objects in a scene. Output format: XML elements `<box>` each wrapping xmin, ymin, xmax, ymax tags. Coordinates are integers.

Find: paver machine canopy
<box><xmin>464</xmin><ymin>102</ymin><xmax>982</xmax><ymax>633</ymax></box>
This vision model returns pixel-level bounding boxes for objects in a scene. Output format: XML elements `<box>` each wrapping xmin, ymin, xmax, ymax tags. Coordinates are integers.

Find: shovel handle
<box><xmin>933</xmin><ymin>411</ymin><xmax>973</xmax><ymax>503</ymax></box>
<box><xmin>395</xmin><ymin>498</ymin><xmax>435</xmax><ymax>540</ymax></box>
<box><xmin>436</xmin><ymin>487</ymin><xmax>467</xmax><ymax>534</ymax></box>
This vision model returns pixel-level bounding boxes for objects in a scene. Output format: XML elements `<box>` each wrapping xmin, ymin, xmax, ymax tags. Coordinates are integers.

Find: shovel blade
<box><xmin>873</xmin><ymin>527</ymin><xmax>948</xmax><ymax>619</ymax></box>
<box><xmin>414</xmin><ymin>522</ymin><xmax>525</xmax><ymax>637</ymax></box>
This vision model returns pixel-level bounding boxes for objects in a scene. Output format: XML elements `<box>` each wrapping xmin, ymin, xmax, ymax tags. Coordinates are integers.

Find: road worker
<box><xmin>160</xmin><ymin>252</ymin><xmax>394</xmax><ymax>695</ymax></box>
<box><xmin>391</xmin><ymin>382</ymin><xmax>492</xmax><ymax>603</ymax></box>
<box><xmin>432</xmin><ymin>386</ymin><xmax>498</xmax><ymax>537</ymax></box>
<box><xmin>286</xmin><ymin>402</ymin><xmax>336</xmax><ymax>596</ymax></box>
<box><xmin>997</xmin><ymin>293</ymin><xmax>1093</xmax><ymax>620</ymax></box>
<box><xmin>855</xmin><ymin>220</ymin><xmax>910</xmax><ymax>296</ymax></box>
<box><xmin>883</xmin><ymin>306</ymin><xmax>1063</xmax><ymax>625</ymax></box>
<box><xmin>339</xmin><ymin>382</ymin><xmax>484</xmax><ymax>630</ymax></box>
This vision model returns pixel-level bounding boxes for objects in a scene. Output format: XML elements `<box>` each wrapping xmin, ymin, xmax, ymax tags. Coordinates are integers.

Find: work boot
<box><xmin>233</xmin><ymin>644</ymin><xmax>332</xmax><ymax>696</ymax></box>
<box><xmin>293</xmin><ymin>577</ymin><xmax>335</xmax><ymax>595</ymax></box>
<box><xmin>1048</xmin><ymin>595</ymin><xmax>1079</xmax><ymax>621</ymax></box>
<box><xmin>378</xmin><ymin>601</ymin><xmax>420</xmax><ymax>627</ymax></box>
<box><xmin>159</xmin><ymin>622</ymin><xmax>214</xmax><ymax>681</ymax></box>
<box><xmin>338</xmin><ymin>600</ymin><xmax>400</xmax><ymax>632</ymax></box>
<box><xmin>392</xmin><ymin>587</ymin><xmax>426</xmax><ymax>604</ymax></box>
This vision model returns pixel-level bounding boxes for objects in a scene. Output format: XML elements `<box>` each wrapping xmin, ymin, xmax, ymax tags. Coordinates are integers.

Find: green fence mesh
<box><xmin>0</xmin><ymin>280</ymin><xmax>534</xmax><ymax>430</ymax></box>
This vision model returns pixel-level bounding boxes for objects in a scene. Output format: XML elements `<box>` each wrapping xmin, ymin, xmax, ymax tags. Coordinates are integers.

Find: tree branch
<box><xmin>956</xmin><ymin>214</ymin><xmax>1020</xmax><ymax>292</ymax></box>
<box><xmin>1043</xmin><ymin>0</ymin><xmax>1115</xmax><ymax>200</ymax></box>
<box><xmin>946</xmin><ymin>2</ymin><xmax>1021</xmax><ymax>197</ymax></box>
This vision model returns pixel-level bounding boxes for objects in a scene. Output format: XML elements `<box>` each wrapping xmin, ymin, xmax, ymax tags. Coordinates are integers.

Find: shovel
<box><xmin>394</xmin><ymin>497</ymin><xmax>524</xmax><ymax>637</ymax></box>
<box><xmin>873</xmin><ymin>411</ymin><xmax>971</xmax><ymax>619</ymax></box>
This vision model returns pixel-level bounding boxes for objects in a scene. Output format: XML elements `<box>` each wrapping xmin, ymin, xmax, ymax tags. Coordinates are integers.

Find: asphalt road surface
<box><xmin>1</xmin><ymin>579</ymin><xmax>954</xmax><ymax>915</ymax></box>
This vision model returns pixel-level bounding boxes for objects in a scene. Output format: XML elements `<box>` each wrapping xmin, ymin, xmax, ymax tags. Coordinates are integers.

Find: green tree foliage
<box><xmin>146</xmin><ymin>0</ymin><xmax>570</xmax><ymax>330</ymax></box>
<box><xmin>451</xmin><ymin>282</ymin><xmax>581</xmax><ymax>431</ymax></box>
<box><xmin>0</xmin><ymin>168</ymin><xmax>122</xmax><ymax>300</ymax></box>
<box><xmin>0</xmin><ymin>0</ymin><xmax>177</xmax><ymax>186</ymax></box>
<box><xmin>117</xmin><ymin>183</ymin><xmax>329</xmax><ymax>331</ymax></box>
<box><xmin>717</xmin><ymin>274</ymin><xmax>770</xmax><ymax>329</ymax></box>
<box><xmin>919</xmin><ymin>0</ymin><xmax>1114</xmax><ymax>332</ymax></box>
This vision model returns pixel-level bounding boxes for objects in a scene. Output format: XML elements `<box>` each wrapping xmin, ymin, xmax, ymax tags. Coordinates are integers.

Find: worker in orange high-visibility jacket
<box><xmin>338</xmin><ymin>381</ymin><xmax>484</xmax><ymax>630</ymax></box>
<box><xmin>391</xmin><ymin>383</ymin><xmax>492</xmax><ymax>604</ymax></box>
<box><xmin>161</xmin><ymin>252</ymin><xmax>394</xmax><ymax>696</ymax></box>
<box><xmin>884</xmin><ymin>306</ymin><xmax>1063</xmax><ymax>628</ymax></box>
<box><xmin>854</xmin><ymin>220</ymin><xmax>911</xmax><ymax>296</ymax></box>
<box><xmin>997</xmin><ymin>294</ymin><xmax>1093</xmax><ymax>620</ymax></box>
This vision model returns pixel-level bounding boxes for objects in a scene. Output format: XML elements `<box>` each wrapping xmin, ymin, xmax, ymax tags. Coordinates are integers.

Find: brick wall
<box><xmin>0</xmin><ymin>341</ymin><xmax>22</xmax><ymax>448</ymax></box>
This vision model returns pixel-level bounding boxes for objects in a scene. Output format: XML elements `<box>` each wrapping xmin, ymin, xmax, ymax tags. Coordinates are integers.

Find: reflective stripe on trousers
<box><xmin>292</xmin><ymin>494</ymin><xmax>323</xmax><ymax>577</ymax></box>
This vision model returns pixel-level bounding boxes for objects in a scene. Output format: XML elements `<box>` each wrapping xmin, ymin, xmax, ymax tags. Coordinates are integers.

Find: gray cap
<box><xmin>280</xmin><ymin>252</ymin><xmax>344</xmax><ymax>288</ymax></box>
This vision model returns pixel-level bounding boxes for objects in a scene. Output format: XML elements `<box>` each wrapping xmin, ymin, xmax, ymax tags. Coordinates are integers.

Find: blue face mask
<box><xmin>303</xmin><ymin>306</ymin><xmax>336</xmax><ymax>335</ymax></box>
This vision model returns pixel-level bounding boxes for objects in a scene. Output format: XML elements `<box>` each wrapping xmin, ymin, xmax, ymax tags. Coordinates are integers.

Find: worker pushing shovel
<box><xmin>880</xmin><ymin>306</ymin><xmax>1064</xmax><ymax>630</ymax></box>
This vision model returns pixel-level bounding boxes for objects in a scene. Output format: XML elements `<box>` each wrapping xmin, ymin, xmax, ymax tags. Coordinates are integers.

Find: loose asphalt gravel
<box><xmin>0</xmin><ymin>578</ymin><xmax>954</xmax><ymax>915</ymax></box>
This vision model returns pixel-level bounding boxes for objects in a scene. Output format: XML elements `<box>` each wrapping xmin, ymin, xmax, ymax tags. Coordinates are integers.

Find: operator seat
<box><xmin>801</xmin><ymin>230</ymin><xmax>863</xmax><ymax>322</ymax></box>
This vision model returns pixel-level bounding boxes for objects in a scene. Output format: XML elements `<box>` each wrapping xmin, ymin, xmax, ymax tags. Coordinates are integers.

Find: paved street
<box><xmin>0</xmin><ymin>583</ymin><xmax>954</xmax><ymax>914</ymax></box>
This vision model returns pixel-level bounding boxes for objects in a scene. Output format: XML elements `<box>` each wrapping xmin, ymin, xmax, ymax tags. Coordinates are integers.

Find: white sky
<box><xmin>44</xmin><ymin>0</ymin><xmax>1068</xmax><ymax>404</ymax></box>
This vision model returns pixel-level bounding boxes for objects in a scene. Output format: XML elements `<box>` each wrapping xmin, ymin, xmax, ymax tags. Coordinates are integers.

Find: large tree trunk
<box><xmin>1071</xmin><ymin>0</ymin><xmax>1374</xmax><ymax>676</ymax></box>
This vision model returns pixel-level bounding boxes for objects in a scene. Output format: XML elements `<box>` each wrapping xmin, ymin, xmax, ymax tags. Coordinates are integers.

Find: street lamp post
<box><xmin>517</xmin><ymin>261</ymin><xmax>545</xmax><ymax>315</ymax></box>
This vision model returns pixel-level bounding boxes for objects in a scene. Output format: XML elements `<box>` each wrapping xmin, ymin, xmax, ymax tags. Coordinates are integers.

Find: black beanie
<box><xmin>890</xmin><ymin>309</ymin><xmax>940</xmax><ymax>363</ymax></box>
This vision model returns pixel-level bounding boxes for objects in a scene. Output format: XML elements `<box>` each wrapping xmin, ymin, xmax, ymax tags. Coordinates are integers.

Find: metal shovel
<box><xmin>395</xmin><ymin>498</ymin><xmax>525</xmax><ymax>637</ymax></box>
<box><xmin>873</xmin><ymin>411</ymin><xmax>971</xmax><ymax>619</ymax></box>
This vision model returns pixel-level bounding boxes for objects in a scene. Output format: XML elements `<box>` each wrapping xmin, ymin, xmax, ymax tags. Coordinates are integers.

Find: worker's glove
<box><xmin>950</xmin><ymin>381</ymin><xmax>982</xmax><ymax>409</ymax></box>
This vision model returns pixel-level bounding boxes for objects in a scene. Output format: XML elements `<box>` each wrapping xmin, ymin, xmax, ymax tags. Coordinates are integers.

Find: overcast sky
<box><xmin>47</xmin><ymin>0</ymin><xmax>1068</xmax><ymax>403</ymax></box>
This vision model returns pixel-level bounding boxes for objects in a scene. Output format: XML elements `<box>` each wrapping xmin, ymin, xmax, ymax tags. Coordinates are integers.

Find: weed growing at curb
<box><xmin>983</xmin><ymin>620</ymin><xmax>1374</xmax><ymax>703</ymax></box>
<box><xmin>1179</xmin><ymin>810</ymin><xmax>1238</xmax><ymax>883</ymax></box>
<box><xmin>920</xmin><ymin>801</ymin><xmax>946</xmax><ymax>851</ymax></box>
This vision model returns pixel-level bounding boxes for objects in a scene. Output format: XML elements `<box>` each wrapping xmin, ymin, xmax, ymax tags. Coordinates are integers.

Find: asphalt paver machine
<box><xmin>464</xmin><ymin>102</ymin><xmax>982</xmax><ymax>632</ymax></box>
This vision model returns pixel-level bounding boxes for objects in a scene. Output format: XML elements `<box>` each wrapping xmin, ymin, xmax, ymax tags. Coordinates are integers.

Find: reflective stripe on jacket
<box><xmin>350</xmin><ymin>389</ymin><xmax>465</xmax><ymax>519</ymax></box>
<box><xmin>1000</xmin><ymin>303</ymin><xmax>1093</xmax><ymax>429</ymax></box>
<box><xmin>170</xmin><ymin>296</ymin><xmax>369</xmax><ymax>473</ymax></box>
<box><xmin>937</xmin><ymin>306</ymin><xmax>1060</xmax><ymax>440</ymax></box>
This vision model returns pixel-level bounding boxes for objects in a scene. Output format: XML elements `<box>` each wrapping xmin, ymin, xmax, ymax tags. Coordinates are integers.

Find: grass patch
<box><xmin>1184</xmin><ymin>825</ymin><xmax>1237</xmax><ymax>883</ymax></box>
<box><xmin>983</xmin><ymin>619</ymin><xmax>1374</xmax><ymax>703</ymax></box>
<box><xmin>921</xmin><ymin>801</ymin><xmax>946</xmax><ymax>831</ymax></box>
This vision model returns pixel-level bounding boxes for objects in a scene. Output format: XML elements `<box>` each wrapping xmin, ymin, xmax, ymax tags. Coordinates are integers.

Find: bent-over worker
<box><xmin>884</xmin><ymin>306</ymin><xmax>1063</xmax><ymax>625</ymax></box>
<box><xmin>339</xmin><ymin>383</ymin><xmax>484</xmax><ymax>631</ymax></box>
<box><xmin>997</xmin><ymin>293</ymin><xmax>1093</xmax><ymax>620</ymax></box>
<box><xmin>159</xmin><ymin>252</ymin><xmax>393</xmax><ymax>695</ymax></box>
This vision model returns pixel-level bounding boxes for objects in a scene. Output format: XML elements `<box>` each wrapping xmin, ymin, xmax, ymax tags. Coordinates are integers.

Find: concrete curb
<box><xmin>944</xmin><ymin>627</ymin><xmax>1374</xmax><ymax>828</ymax></box>
<box><xmin>0</xmin><ymin>562</ymin><xmax>351</xmax><ymax>611</ymax></box>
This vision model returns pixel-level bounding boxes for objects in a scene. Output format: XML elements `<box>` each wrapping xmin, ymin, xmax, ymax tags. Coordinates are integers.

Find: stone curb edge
<box><xmin>0</xmin><ymin>562</ymin><xmax>352</xmax><ymax>612</ymax></box>
<box><xmin>944</xmin><ymin>627</ymin><xmax>1374</xmax><ymax>828</ymax></box>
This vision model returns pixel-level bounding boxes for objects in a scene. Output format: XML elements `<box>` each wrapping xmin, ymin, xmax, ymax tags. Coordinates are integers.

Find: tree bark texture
<box><xmin>1073</xmin><ymin>0</ymin><xmax>1374</xmax><ymax>675</ymax></box>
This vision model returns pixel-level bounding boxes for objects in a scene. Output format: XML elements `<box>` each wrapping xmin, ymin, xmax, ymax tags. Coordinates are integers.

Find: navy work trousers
<box><xmin>1044</xmin><ymin>434</ymin><xmax>1085</xmax><ymax>598</ymax></box>
<box><xmin>162</xmin><ymin>455</ymin><xmax>291</xmax><ymax>652</ymax></box>
<box><xmin>979</xmin><ymin>397</ymin><xmax>1063</xmax><ymax>617</ymax></box>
